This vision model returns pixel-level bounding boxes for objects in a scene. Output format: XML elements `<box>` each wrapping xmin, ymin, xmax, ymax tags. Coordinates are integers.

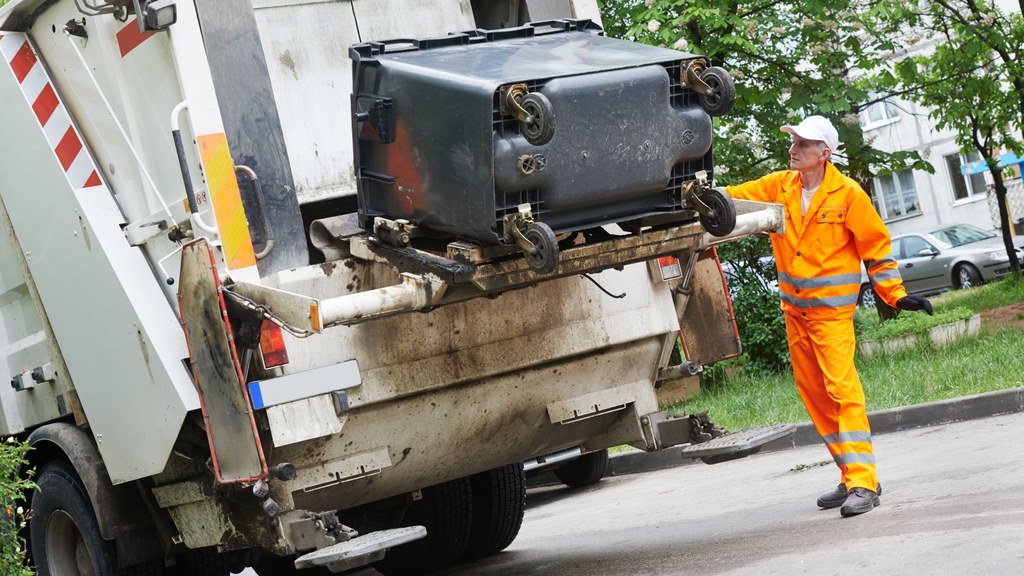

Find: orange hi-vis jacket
<box><xmin>726</xmin><ymin>163</ymin><xmax>907</xmax><ymax>320</ymax></box>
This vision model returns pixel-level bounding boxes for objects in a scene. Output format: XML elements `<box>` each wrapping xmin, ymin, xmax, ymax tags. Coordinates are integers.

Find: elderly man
<box><xmin>724</xmin><ymin>115</ymin><xmax>932</xmax><ymax>517</ymax></box>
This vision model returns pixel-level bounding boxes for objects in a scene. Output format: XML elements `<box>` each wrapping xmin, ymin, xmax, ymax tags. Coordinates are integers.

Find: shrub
<box><xmin>1</xmin><ymin>438</ymin><xmax>34</xmax><ymax>576</ymax></box>
<box><xmin>718</xmin><ymin>237</ymin><xmax>790</xmax><ymax>375</ymax></box>
<box><xmin>856</xmin><ymin>306</ymin><xmax>976</xmax><ymax>341</ymax></box>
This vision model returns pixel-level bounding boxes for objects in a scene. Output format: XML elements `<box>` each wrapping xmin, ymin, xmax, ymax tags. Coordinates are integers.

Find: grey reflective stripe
<box><xmin>780</xmin><ymin>292</ymin><xmax>861</xmax><ymax>308</ymax></box>
<box><xmin>869</xmin><ymin>267</ymin><xmax>902</xmax><ymax>285</ymax></box>
<box><xmin>779</xmin><ymin>271</ymin><xmax>863</xmax><ymax>289</ymax></box>
<box><xmin>865</xmin><ymin>256</ymin><xmax>896</xmax><ymax>269</ymax></box>
<box><xmin>832</xmin><ymin>452</ymin><xmax>877</xmax><ymax>466</ymax></box>
<box><xmin>822</xmin><ymin>432</ymin><xmax>873</xmax><ymax>445</ymax></box>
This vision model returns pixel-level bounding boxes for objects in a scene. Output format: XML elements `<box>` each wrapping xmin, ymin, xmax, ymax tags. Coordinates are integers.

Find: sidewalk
<box><xmin>608</xmin><ymin>386</ymin><xmax>1024</xmax><ymax>476</ymax></box>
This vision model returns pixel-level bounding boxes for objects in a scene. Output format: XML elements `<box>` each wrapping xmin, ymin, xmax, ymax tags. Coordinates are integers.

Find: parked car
<box><xmin>883</xmin><ymin>223</ymin><xmax>1024</xmax><ymax>297</ymax></box>
<box><xmin>726</xmin><ymin>223</ymin><xmax>1022</xmax><ymax>308</ymax></box>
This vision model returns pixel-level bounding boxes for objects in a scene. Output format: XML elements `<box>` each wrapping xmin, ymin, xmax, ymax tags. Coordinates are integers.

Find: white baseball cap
<box><xmin>781</xmin><ymin>115</ymin><xmax>839</xmax><ymax>153</ymax></box>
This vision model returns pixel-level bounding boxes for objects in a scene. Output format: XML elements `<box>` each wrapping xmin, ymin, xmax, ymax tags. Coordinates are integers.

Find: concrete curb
<box><xmin>608</xmin><ymin>386</ymin><xmax>1024</xmax><ymax>477</ymax></box>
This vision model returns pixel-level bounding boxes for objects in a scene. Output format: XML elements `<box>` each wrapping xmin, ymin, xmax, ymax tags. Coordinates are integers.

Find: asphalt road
<box><xmin>239</xmin><ymin>412</ymin><xmax>1023</xmax><ymax>576</ymax></box>
<box><xmin>438</xmin><ymin>412</ymin><xmax>1024</xmax><ymax>576</ymax></box>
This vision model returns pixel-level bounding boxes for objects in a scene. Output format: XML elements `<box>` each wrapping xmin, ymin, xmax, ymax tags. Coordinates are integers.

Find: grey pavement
<box><xmin>607</xmin><ymin>386</ymin><xmax>1024</xmax><ymax>477</ymax></box>
<box><xmin>442</xmin><ymin>411</ymin><xmax>1024</xmax><ymax>576</ymax></box>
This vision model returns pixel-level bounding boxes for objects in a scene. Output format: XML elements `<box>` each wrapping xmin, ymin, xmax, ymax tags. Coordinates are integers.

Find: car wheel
<box><xmin>857</xmin><ymin>284</ymin><xmax>877</xmax><ymax>308</ymax></box>
<box><xmin>954</xmin><ymin>263</ymin><xmax>982</xmax><ymax>290</ymax></box>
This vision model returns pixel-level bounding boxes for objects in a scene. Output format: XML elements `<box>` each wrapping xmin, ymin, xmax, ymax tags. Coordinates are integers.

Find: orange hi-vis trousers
<box><xmin>785</xmin><ymin>313</ymin><xmax>878</xmax><ymax>492</ymax></box>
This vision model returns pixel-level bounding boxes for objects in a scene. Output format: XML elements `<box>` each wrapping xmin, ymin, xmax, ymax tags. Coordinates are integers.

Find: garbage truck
<box><xmin>0</xmin><ymin>0</ymin><xmax>790</xmax><ymax>574</ymax></box>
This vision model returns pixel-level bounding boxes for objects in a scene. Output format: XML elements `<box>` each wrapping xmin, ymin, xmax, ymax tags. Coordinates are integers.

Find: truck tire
<box><xmin>374</xmin><ymin>476</ymin><xmax>474</xmax><ymax>575</ymax></box>
<box><xmin>30</xmin><ymin>461</ymin><xmax>117</xmax><ymax>576</ymax></box>
<box><xmin>168</xmin><ymin>547</ymin><xmax>233</xmax><ymax>576</ymax></box>
<box><xmin>554</xmin><ymin>449</ymin><xmax>609</xmax><ymax>488</ymax></box>
<box><xmin>464</xmin><ymin>462</ymin><xmax>526</xmax><ymax>559</ymax></box>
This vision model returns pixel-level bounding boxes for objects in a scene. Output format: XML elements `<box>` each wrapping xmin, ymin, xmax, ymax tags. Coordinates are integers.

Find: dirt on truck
<box><xmin>0</xmin><ymin>0</ymin><xmax>789</xmax><ymax>574</ymax></box>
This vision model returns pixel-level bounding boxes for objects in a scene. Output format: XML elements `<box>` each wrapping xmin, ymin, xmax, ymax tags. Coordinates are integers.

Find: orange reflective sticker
<box><xmin>196</xmin><ymin>133</ymin><xmax>255</xmax><ymax>269</ymax></box>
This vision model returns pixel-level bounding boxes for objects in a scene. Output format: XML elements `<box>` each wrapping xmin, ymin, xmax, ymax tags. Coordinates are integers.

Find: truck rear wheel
<box><xmin>374</xmin><ymin>477</ymin><xmax>474</xmax><ymax>575</ymax></box>
<box><xmin>464</xmin><ymin>462</ymin><xmax>526</xmax><ymax>559</ymax></box>
<box><xmin>554</xmin><ymin>448</ymin><xmax>609</xmax><ymax>488</ymax></box>
<box><xmin>30</xmin><ymin>461</ymin><xmax>117</xmax><ymax>576</ymax></box>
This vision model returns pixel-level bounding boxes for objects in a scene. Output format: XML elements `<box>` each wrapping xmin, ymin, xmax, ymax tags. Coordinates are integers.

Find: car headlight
<box><xmin>987</xmin><ymin>250</ymin><xmax>1010</xmax><ymax>262</ymax></box>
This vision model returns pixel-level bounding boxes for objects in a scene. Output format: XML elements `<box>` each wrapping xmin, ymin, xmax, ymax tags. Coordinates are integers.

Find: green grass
<box><xmin>665</xmin><ymin>276</ymin><xmax>1024</xmax><ymax>431</ymax></box>
<box><xmin>854</xmin><ymin>305</ymin><xmax>975</xmax><ymax>340</ymax></box>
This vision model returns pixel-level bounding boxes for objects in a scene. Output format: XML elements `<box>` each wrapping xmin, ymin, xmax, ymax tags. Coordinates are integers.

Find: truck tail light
<box><xmin>653</xmin><ymin>256</ymin><xmax>683</xmax><ymax>281</ymax></box>
<box><xmin>259</xmin><ymin>320</ymin><xmax>289</xmax><ymax>368</ymax></box>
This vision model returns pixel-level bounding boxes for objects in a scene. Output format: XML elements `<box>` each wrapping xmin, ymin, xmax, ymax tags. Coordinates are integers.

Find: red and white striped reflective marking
<box><xmin>0</xmin><ymin>33</ymin><xmax>103</xmax><ymax>189</ymax></box>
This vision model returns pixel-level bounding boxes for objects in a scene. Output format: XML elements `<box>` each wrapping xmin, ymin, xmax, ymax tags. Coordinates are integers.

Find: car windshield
<box><xmin>930</xmin><ymin>224</ymin><xmax>996</xmax><ymax>248</ymax></box>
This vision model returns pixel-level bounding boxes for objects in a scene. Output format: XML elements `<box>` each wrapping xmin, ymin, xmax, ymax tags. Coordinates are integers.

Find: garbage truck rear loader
<box><xmin>0</xmin><ymin>0</ymin><xmax>788</xmax><ymax>574</ymax></box>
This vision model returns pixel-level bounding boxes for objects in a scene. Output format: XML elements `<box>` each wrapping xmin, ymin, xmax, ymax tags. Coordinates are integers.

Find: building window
<box><xmin>862</xmin><ymin>98</ymin><xmax>900</xmax><ymax>128</ymax></box>
<box><xmin>872</xmin><ymin>169</ymin><xmax>921</xmax><ymax>220</ymax></box>
<box><xmin>945</xmin><ymin>151</ymin><xmax>987</xmax><ymax>201</ymax></box>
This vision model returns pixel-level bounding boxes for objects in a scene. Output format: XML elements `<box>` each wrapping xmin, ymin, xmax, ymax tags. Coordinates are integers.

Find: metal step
<box><xmin>295</xmin><ymin>526</ymin><xmax>426</xmax><ymax>572</ymax></box>
<box><xmin>680</xmin><ymin>423</ymin><xmax>795</xmax><ymax>464</ymax></box>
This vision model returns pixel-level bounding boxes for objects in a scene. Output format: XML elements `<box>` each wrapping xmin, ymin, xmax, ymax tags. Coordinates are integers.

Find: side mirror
<box><xmin>134</xmin><ymin>0</ymin><xmax>176</xmax><ymax>32</ymax></box>
<box><xmin>917</xmin><ymin>248</ymin><xmax>938</xmax><ymax>257</ymax></box>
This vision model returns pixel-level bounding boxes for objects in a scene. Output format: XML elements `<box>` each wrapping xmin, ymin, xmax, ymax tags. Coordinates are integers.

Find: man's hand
<box><xmin>897</xmin><ymin>295</ymin><xmax>934</xmax><ymax>315</ymax></box>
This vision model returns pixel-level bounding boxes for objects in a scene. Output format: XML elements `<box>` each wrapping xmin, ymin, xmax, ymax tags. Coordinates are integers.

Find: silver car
<box><xmin>884</xmin><ymin>223</ymin><xmax>1024</xmax><ymax>297</ymax></box>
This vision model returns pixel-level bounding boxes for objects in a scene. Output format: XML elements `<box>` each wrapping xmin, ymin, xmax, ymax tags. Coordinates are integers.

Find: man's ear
<box><xmin>821</xmin><ymin>148</ymin><xmax>832</xmax><ymax>161</ymax></box>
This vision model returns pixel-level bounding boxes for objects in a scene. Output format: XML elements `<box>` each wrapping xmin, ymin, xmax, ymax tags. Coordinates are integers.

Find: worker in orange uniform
<box><xmin>724</xmin><ymin>115</ymin><xmax>933</xmax><ymax>517</ymax></box>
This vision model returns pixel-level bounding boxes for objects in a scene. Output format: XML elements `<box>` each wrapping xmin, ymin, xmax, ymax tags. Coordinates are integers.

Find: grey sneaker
<box><xmin>817</xmin><ymin>483</ymin><xmax>849</xmax><ymax>509</ymax></box>
<box><xmin>840</xmin><ymin>487</ymin><xmax>880</xmax><ymax>517</ymax></box>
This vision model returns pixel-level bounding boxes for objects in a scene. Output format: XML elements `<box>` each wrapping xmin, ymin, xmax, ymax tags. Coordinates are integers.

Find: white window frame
<box><xmin>871</xmin><ymin>168</ymin><xmax>921</xmax><ymax>222</ymax></box>
<box><xmin>861</xmin><ymin>98</ymin><xmax>901</xmax><ymax>130</ymax></box>
<box><xmin>945</xmin><ymin>151</ymin><xmax>988</xmax><ymax>204</ymax></box>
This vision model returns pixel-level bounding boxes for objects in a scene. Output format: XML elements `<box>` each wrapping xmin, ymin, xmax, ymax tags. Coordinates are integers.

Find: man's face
<box><xmin>788</xmin><ymin>134</ymin><xmax>829</xmax><ymax>171</ymax></box>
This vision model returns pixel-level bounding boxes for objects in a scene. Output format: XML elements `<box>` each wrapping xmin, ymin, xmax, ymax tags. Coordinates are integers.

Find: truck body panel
<box><xmin>0</xmin><ymin>0</ymin><xmax>786</xmax><ymax>572</ymax></box>
<box><xmin>0</xmin><ymin>31</ymin><xmax>198</xmax><ymax>482</ymax></box>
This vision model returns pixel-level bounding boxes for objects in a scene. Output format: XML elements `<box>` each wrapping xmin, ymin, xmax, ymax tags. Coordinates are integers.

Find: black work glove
<box><xmin>896</xmin><ymin>295</ymin><xmax>933</xmax><ymax>315</ymax></box>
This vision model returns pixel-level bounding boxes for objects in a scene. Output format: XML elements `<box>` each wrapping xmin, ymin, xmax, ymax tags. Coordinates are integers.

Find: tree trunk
<box><xmin>989</xmin><ymin>166</ymin><xmax>1022</xmax><ymax>278</ymax></box>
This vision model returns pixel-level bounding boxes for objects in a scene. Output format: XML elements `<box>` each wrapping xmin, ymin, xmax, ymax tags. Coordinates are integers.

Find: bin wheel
<box><xmin>523</xmin><ymin>221</ymin><xmax>559</xmax><ymax>274</ymax></box>
<box><xmin>697</xmin><ymin>66</ymin><xmax>735</xmax><ymax>117</ymax></box>
<box><xmin>520</xmin><ymin>92</ymin><xmax>556</xmax><ymax>145</ymax></box>
<box><xmin>698</xmin><ymin>188</ymin><xmax>737</xmax><ymax>237</ymax></box>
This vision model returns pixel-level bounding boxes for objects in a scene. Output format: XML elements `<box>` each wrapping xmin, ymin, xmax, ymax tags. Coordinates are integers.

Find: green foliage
<box><xmin>1</xmin><ymin>438</ymin><xmax>34</xmax><ymax>576</ymax></box>
<box><xmin>865</xmin><ymin>0</ymin><xmax>1024</xmax><ymax>277</ymax></box>
<box><xmin>668</xmin><ymin>325</ymin><xmax>1024</xmax><ymax>430</ymax></box>
<box><xmin>855</xmin><ymin>306</ymin><xmax>974</xmax><ymax>341</ymax></box>
<box><xmin>717</xmin><ymin>236</ymin><xmax>789</xmax><ymax>374</ymax></box>
<box><xmin>597</xmin><ymin>0</ymin><xmax>932</xmax><ymax>187</ymax></box>
<box><xmin>929</xmin><ymin>275</ymin><xmax>1024</xmax><ymax>312</ymax></box>
<box><xmin>670</xmin><ymin>276</ymin><xmax>1024</xmax><ymax>429</ymax></box>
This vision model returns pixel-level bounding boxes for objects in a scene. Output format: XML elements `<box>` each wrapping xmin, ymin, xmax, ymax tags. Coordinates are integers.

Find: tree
<box><xmin>598</xmin><ymin>1</ymin><xmax>937</xmax><ymax>337</ymax></box>
<box><xmin>597</xmin><ymin>0</ymin><xmax>932</xmax><ymax>188</ymax></box>
<box><xmin>868</xmin><ymin>0</ymin><xmax>1023</xmax><ymax>279</ymax></box>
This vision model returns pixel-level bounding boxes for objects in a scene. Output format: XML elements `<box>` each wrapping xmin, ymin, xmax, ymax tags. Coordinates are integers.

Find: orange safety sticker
<box><xmin>196</xmin><ymin>133</ymin><xmax>256</xmax><ymax>270</ymax></box>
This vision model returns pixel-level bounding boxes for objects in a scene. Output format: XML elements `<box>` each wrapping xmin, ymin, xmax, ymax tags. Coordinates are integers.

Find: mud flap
<box><xmin>679</xmin><ymin>424</ymin><xmax>795</xmax><ymax>464</ymax></box>
<box><xmin>295</xmin><ymin>526</ymin><xmax>427</xmax><ymax>572</ymax></box>
<box><xmin>178</xmin><ymin>239</ymin><xmax>267</xmax><ymax>483</ymax></box>
<box><xmin>675</xmin><ymin>247</ymin><xmax>742</xmax><ymax>366</ymax></box>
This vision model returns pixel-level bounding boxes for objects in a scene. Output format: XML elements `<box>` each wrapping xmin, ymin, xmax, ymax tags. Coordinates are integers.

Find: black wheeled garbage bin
<box><xmin>350</xmin><ymin>19</ymin><xmax>735</xmax><ymax>272</ymax></box>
